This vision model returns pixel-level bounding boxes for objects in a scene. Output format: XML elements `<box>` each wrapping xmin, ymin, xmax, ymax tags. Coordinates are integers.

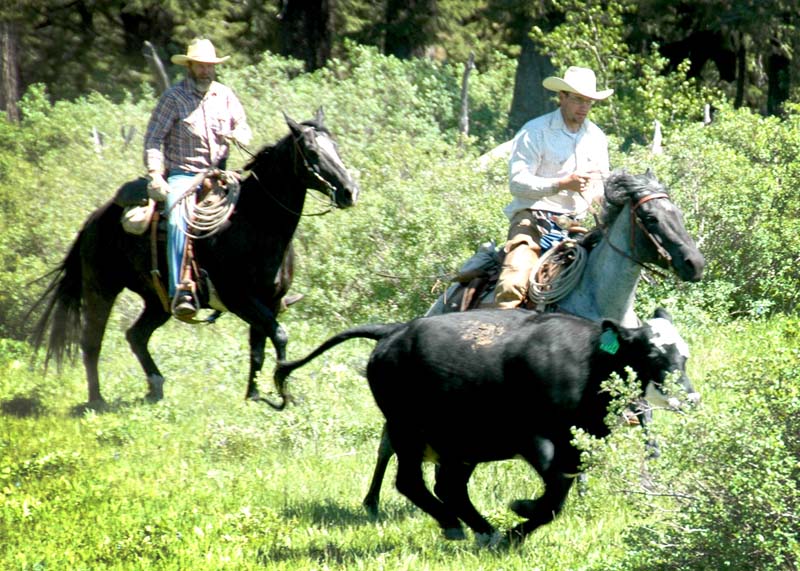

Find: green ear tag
<box><xmin>599</xmin><ymin>329</ymin><xmax>620</xmax><ymax>355</ymax></box>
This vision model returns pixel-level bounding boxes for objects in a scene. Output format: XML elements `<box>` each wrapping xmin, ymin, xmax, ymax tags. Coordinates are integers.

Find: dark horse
<box><xmin>30</xmin><ymin>109</ymin><xmax>359</xmax><ymax>407</ymax></box>
<box><xmin>357</xmin><ymin>169</ymin><xmax>705</xmax><ymax>517</ymax></box>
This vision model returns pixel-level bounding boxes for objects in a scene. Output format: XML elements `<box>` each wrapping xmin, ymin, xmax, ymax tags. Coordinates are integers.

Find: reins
<box><xmin>236</xmin><ymin>132</ymin><xmax>340</xmax><ymax>218</ymax></box>
<box><xmin>600</xmin><ymin>192</ymin><xmax>672</xmax><ymax>279</ymax></box>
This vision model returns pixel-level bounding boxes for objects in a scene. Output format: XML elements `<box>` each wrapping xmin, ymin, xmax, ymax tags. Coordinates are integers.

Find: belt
<box><xmin>535</xmin><ymin>210</ymin><xmax>582</xmax><ymax>229</ymax></box>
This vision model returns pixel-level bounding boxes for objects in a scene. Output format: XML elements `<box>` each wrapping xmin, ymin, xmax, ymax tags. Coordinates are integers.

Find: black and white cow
<box><xmin>274</xmin><ymin>308</ymin><xmax>698</xmax><ymax>546</ymax></box>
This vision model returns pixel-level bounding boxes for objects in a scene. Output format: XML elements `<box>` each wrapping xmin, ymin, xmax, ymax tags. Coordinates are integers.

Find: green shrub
<box><xmin>608</xmin><ymin>316</ymin><xmax>800</xmax><ymax>570</ymax></box>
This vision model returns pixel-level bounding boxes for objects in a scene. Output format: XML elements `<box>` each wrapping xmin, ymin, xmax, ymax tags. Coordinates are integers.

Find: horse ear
<box><xmin>314</xmin><ymin>107</ymin><xmax>325</xmax><ymax>124</ymax></box>
<box><xmin>283</xmin><ymin>112</ymin><xmax>302</xmax><ymax>135</ymax></box>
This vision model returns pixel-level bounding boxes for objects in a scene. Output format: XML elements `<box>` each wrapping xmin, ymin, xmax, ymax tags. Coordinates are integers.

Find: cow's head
<box><xmin>601</xmin><ymin>308</ymin><xmax>700</xmax><ymax>410</ymax></box>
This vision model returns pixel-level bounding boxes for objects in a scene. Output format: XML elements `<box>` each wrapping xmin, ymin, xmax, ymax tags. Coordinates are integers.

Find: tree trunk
<box><xmin>766</xmin><ymin>53</ymin><xmax>790</xmax><ymax>116</ymax></box>
<box><xmin>278</xmin><ymin>0</ymin><xmax>333</xmax><ymax>72</ymax></box>
<box><xmin>734</xmin><ymin>33</ymin><xmax>746</xmax><ymax>109</ymax></box>
<box><xmin>0</xmin><ymin>19</ymin><xmax>21</xmax><ymax>123</ymax></box>
<box><xmin>384</xmin><ymin>0</ymin><xmax>437</xmax><ymax>59</ymax></box>
<box><xmin>458</xmin><ymin>52</ymin><xmax>475</xmax><ymax>144</ymax></box>
<box><xmin>142</xmin><ymin>41</ymin><xmax>170</xmax><ymax>95</ymax></box>
<box><xmin>508</xmin><ymin>36</ymin><xmax>554</xmax><ymax>136</ymax></box>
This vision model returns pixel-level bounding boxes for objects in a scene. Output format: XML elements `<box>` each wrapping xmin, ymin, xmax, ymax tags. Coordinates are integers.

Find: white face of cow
<box><xmin>642</xmin><ymin>317</ymin><xmax>700</xmax><ymax>410</ymax></box>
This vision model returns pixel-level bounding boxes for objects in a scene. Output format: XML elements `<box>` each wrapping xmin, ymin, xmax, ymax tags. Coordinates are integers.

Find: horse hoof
<box><xmin>443</xmin><ymin>527</ymin><xmax>466</xmax><ymax>541</ymax></box>
<box><xmin>146</xmin><ymin>375</ymin><xmax>164</xmax><ymax>402</ymax></box>
<box><xmin>362</xmin><ymin>499</ymin><xmax>379</xmax><ymax>520</ymax></box>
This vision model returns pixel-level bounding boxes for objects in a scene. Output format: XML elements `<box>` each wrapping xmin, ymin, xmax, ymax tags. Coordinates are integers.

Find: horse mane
<box><xmin>598</xmin><ymin>169</ymin><xmax>669</xmax><ymax>227</ymax></box>
<box><xmin>577</xmin><ymin>169</ymin><xmax>668</xmax><ymax>252</ymax></box>
<box><xmin>242</xmin><ymin>118</ymin><xmax>332</xmax><ymax>172</ymax></box>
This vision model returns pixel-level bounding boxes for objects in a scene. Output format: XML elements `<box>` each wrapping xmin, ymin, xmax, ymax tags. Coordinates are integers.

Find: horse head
<box><xmin>603</xmin><ymin>170</ymin><xmax>704</xmax><ymax>282</ymax></box>
<box><xmin>284</xmin><ymin>108</ymin><xmax>360</xmax><ymax>209</ymax></box>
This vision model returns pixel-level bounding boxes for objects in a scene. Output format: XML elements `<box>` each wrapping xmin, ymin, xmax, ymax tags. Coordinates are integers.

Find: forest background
<box><xmin>0</xmin><ymin>0</ymin><xmax>799</xmax><ymax>569</ymax></box>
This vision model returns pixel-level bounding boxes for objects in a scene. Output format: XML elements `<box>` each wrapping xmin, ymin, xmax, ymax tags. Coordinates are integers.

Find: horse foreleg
<box><xmin>126</xmin><ymin>300</ymin><xmax>171</xmax><ymax>402</ymax></box>
<box><xmin>247</xmin><ymin>326</ymin><xmax>268</xmax><ymax>400</ymax></box>
<box><xmin>232</xmin><ymin>295</ymin><xmax>288</xmax><ymax>403</ymax></box>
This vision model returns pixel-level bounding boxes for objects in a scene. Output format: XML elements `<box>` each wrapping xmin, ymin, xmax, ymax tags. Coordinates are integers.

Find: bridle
<box><xmin>602</xmin><ymin>191</ymin><xmax>673</xmax><ymax>278</ymax></box>
<box><xmin>237</xmin><ymin>128</ymin><xmax>341</xmax><ymax>217</ymax></box>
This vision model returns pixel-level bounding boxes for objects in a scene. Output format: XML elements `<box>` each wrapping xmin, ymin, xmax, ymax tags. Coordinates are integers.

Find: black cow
<box><xmin>274</xmin><ymin>308</ymin><xmax>698</xmax><ymax>547</ymax></box>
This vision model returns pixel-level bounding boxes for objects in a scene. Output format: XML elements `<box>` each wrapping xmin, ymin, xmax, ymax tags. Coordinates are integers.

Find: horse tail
<box><xmin>28</xmin><ymin>231</ymin><xmax>84</xmax><ymax>371</ymax></box>
<box><xmin>271</xmin><ymin>323</ymin><xmax>405</xmax><ymax>407</ymax></box>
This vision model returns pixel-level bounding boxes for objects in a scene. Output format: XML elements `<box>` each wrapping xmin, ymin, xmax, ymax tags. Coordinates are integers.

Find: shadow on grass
<box><xmin>281</xmin><ymin>497</ymin><xmax>420</xmax><ymax>527</ymax></box>
<box><xmin>1</xmin><ymin>393</ymin><xmax>46</xmax><ymax>417</ymax></box>
<box><xmin>68</xmin><ymin>396</ymin><xmax>148</xmax><ymax>417</ymax></box>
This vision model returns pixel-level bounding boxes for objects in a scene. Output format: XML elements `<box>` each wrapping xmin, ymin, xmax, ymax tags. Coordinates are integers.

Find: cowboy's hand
<box><xmin>147</xmin><ymin>171</ymin><xmax>170</xmax><ymax>201</ymax></box>
<box><xmin>560</xmin><ymin>172</ymin><xmax>592</xmax><ymax>193</ymax></box>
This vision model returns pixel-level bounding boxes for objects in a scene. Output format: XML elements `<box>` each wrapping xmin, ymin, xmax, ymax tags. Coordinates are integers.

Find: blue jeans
<box><xmin>165</xmin><ymin>170</ymin><xmax>199</xmax><ymax>297</ymax></box>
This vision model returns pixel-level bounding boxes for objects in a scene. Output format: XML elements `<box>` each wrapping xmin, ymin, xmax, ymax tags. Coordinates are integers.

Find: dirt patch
<box><xmin>460</xmin><ymin>320</ymin><xmax>506</xmax><ymax>350</ymax></box>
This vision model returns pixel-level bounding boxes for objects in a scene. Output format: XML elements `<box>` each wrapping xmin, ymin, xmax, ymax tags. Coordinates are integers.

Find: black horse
<box><xmin>30</xmin><ymin>109</ymin><xmax>359</xmax><ymax>407</ymax></box>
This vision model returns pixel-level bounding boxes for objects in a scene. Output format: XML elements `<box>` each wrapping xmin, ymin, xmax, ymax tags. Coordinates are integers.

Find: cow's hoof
<box><xmin>474</xmin><ymin>530</ymin><xmax>504</xmax><ymax>549</ymax></box>
<box><xmin>443</xmin><ymin>526</ymin><xmax>466</xmax><ymax>541</ymax></box>
<box><xmin>146</xmin><ymin>374</ymin><xmax>164</xmax><ymax>402</ymax></box>
<box><xmin>509</xmin><ymin>499</ymin><xmax>537</xmax><ymax>519</ymax></box>
<box><xmin>504</xmin><ymin>526</ymin><xmax>527</xmax><ymax>547</ymax></box>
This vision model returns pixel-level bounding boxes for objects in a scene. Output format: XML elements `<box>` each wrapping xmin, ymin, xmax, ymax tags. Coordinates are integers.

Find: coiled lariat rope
<box><xmin>528</xmin><ymin>239</ymin><xmax>587</xmax><ymax>306</ymax></box>
<box><xmin>171</xmin><ymin>169</ymin><xmax>241</xmax><ymax>239</ymax></box>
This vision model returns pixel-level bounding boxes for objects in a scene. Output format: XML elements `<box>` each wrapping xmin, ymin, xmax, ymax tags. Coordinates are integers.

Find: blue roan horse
<box><xmin>30</xmin><ymin>109</ymin><xmax>359</xmax><ymax>407</ymax></box>
<box><xmin>360</xmin><ymin>169</ymin><xmax>705</xmax><ymax>516</ymax></box>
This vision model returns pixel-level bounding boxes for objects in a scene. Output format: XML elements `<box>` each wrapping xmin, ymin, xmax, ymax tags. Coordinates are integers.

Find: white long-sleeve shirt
<box><xmin>504</xmin><ymin>108</ymin><xmax>609</xmax><ymax>220</ymax></box>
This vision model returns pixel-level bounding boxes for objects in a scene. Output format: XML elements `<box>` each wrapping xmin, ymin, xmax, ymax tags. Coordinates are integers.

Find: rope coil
<box><xmin>172</xmin><ymin>170</ymin><xmax>241</xmax><ymax>239</ymax></box>
<box><xmin>528</xmin><ymin>239</ymin><xmax>587</xmax><ymax>305</ymax></box>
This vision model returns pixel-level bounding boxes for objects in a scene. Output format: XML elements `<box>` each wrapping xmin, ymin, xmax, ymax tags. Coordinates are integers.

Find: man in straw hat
<box><xmin>144</xmin><ymin>38</ymin><xmax>252</xmax><ymax>319</ymax></box>
<box><xmin>493</xmin><ymin>66</ymin><xmax>613</xmax><ymax>309</ymax></box>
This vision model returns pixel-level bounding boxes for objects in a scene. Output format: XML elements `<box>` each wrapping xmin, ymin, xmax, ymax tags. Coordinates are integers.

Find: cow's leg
<box><xmin>508</xmin><ymin>469</ymin><xmax>575</xmax><ymax>543</ymax></box>
<box><xmin>433</xmin><ymin>462</ymin><xmax>500</xmax><ymax>546</ymax></box>
<box><xmin>499</xmin><ymin>438</ymin><xmax>574</xmax><ymax>542</ymax></box>
<box><xmin>389</xmin><ymin>426</ymin><xmax>462</xmax><ymax>539</ymax></box>
<box><xmin>125</xmin><ymin>299</ymin><xmax>170</xmax><ymax>401</ymax></box>
<box><xmin>80</xmin><ymin>287</ymin><xmax>117</xmax><ymax>405</ymax></box>
<box><xmin>636</xmin><ymin>403</ymin><xmax>660</xmax><ymax>459</ymax></box>
<box><xmin>363</xmin><ymin>423</ymin><xmax>394</xmax><ymax>518</ymax></box>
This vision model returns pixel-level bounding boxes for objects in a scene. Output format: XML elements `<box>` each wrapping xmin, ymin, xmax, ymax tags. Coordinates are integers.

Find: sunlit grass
<box><xmin>2</xmin><ymin>312</ymin><xmax>794</xmax><ymax>569</ymax></box>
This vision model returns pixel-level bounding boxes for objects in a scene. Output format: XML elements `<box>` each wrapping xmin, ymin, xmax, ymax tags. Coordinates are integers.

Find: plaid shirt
<box><xmin>144</xmin><ymin>77</ymin><xmax>252</xmax><ymax>174</ymax></box>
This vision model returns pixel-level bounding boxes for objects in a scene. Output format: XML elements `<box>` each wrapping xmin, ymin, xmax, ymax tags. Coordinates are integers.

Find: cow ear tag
<box><xmin>599</xmin><ymin>329</ymin><xmax>620</xmax><ymax>354</ymax></box>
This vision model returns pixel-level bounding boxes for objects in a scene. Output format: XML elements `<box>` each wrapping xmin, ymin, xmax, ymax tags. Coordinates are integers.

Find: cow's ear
<box><xmin>652</xmin><ymin>307</ymin><xmax>672</xmax><ymax>322</ymax></box>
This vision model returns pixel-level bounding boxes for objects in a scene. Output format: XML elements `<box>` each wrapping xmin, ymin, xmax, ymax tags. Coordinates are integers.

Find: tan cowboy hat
<box><xmin>171</xmin><ymin>39</ymin><xmax>230</xmax><ymax>66</ymax></box>
<box><xmin>543</xmin><ymin>66</ymin><xmax>613</xmax><ymax>100</ymax></box>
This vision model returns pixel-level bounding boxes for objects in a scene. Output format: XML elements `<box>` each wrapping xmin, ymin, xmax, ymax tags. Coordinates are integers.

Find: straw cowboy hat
<box><xmin>171</xmin><ymin>39</ymin><xmax>230</xmax><ymax>66</ymax></box>
<box><xmin>543</xmin><ymin>66</ymin><xmax>613</xmax><ymax>100</ymax></box>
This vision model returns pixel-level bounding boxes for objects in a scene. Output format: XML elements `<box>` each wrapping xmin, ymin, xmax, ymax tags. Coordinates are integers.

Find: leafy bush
<box><xmin>618</xmin><ymin>103</ymin><xmax>800</xmax><ymax>319</ymax></box>
<box><xmin>607</xmin><ymin>316</ymin><xmax>800</xmax><ymax>570</ymax></box>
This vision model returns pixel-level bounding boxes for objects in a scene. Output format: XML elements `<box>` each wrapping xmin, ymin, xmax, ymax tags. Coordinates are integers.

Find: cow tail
<box><xmin>273</xmin><ymin>323</ymin><xmax>404</xmax><ymax>399</ymax></box>
<box><xmin>28</xmin><ymin>231</ymin><xmax>84</xmax><ymax>372</ymax></box>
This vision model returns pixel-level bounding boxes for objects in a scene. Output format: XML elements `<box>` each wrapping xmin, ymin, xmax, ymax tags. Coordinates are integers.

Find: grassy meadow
<box><xmin>3</xmin><ymin>287</ymin><xmax>796</xmax><ymax>570</ymax></box>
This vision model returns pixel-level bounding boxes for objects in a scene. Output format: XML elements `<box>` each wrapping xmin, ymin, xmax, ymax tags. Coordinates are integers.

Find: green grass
<box><xmin>1</xmin><ymin>307</ymin><xmax>796</xmax><ymax>570</ymax></box>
